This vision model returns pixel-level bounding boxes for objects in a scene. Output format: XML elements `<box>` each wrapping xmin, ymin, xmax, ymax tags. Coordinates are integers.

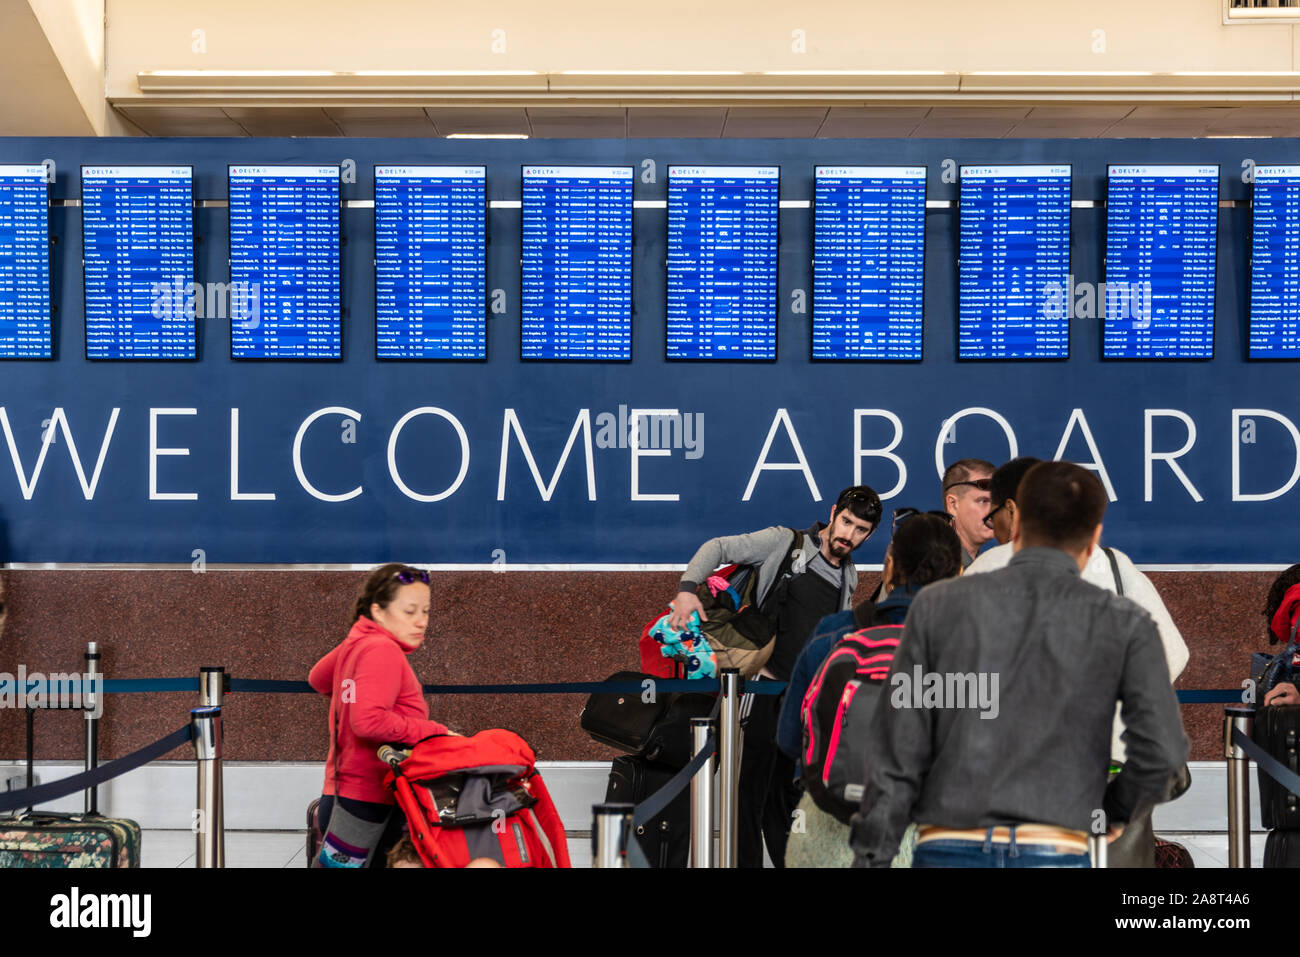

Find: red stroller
<box><xmin>382</xmin><ymin>728</ymin><xmax>571</xmax><ymax>868</ymax></box>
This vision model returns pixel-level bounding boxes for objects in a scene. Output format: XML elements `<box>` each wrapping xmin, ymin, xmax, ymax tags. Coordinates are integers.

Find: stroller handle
<box><xmin>378</xmin><ymin>744</ymin><xmax>410</xmax><ymax>768</ymax></box>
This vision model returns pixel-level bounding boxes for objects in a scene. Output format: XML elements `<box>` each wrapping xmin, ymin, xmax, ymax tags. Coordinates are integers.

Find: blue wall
<box><xmin>0</xmin><ymin>136</ymin><xmax>1293</xmax><ymax>564</ymax></box>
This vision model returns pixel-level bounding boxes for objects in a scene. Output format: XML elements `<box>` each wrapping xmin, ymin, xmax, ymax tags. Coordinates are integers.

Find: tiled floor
<box><xmin>141</xmin><ymin>829</ymin><xmax>1259</xmax><ymax>868</ymax></box>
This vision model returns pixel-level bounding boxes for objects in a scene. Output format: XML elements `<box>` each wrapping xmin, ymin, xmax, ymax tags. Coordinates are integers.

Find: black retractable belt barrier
<box><xmin>0</xmin><ymin>675</ymin><xmax>1245</xmax><ymax>699</ymax></box>
<box><xmin>0</xmin><ymin>724</ymin><xmax>194</xmax><ymax>815</ymax></box>
<box><xmin>1232</xmin><ymin>728</ymin><xmax>1300</xmax><ymax>797</ymax></box>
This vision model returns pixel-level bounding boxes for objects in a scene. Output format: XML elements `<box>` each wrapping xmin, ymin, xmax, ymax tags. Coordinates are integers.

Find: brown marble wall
<box><xmin>0</xmin><ymin>568</ymin><xmax>1277</xmax><ymax>764</ymax></box>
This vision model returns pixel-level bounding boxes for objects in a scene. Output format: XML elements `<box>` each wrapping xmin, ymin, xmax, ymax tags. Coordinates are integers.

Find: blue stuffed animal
<box><xmin>648</xmin><ymin>610</ymin><xmax>718</xmax><ymax>680</ymax></box>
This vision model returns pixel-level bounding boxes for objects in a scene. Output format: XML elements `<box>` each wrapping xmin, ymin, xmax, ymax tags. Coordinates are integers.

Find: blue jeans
<box><xmin>912</xmin><ymin>826</ymin><xmax>1091</xmax><ymax>868</ymax></box>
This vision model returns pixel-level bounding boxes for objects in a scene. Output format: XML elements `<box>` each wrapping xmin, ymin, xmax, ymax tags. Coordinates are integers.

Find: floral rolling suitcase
<box><xmin>0</xmin><ymin>811</ymin><xmax>141</xmax><ymax>868</ymax></box>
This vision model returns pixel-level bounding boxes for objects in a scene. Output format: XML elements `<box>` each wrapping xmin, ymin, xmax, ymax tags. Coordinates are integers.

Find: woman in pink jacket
<box><xmin>310</xmin><ymin>563</ymin><xmax>449</xmax><ymax>867</ymax></box>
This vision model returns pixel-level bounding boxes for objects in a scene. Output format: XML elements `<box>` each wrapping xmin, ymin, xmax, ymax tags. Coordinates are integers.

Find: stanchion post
<box><xmin>199</xmin><ymin>667</ymin><xmax>225</xmax><ymax>867</ymax></box>
<box><xmin>200</xmin><ymin>666</ymin><xmax>224</xmax><ymax>708</ymax></box>
<box><xmin>1224</xmin><ymin>704</ymin><xmax>1254</xmax><ymax>869</ymax></box>
<box><xmin>591</xmin><ymin>803</ymin><xmax>635</xmax><ymax>868</ymax></box>
<box><xmin>689</xmin><ymin>717</ymin><xmax>715</xmax><ymax>868</ymax></box>
<box><xmin>83</xmin><ymin>642</ymin><xmax>100</xmax><ymax>814</ymax></box>
<box><xmin>1089</xmin><ymin>834</ymin><xmax>1107</xmax><ymax>869</ymax></box>
<box><xmin>191</xmin><ymin>706</ymin><xmax>225</xmax><ymax>869</ymax></box>
<box><xmin>718</xmin><ymin>668</ymin><xmax>742</xmax><ymax>869</ymax></box>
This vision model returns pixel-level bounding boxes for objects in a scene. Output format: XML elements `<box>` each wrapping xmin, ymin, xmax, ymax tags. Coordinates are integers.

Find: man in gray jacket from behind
<box><xmin>670</xmin><ymin>485</ymin><xmax>881</xmax><ymax>868</ymax></box>
<box><xmin>851</xmin><ymin>462</ymin><xmax>1188</xmax><ymax>868</ymax></box>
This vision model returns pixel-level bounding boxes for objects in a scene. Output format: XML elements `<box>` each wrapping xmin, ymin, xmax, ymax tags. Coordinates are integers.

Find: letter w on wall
<box><xmin>0</xmin><ymin>408</ymin><xmax>120</xmax><ymax>499</ymax></box>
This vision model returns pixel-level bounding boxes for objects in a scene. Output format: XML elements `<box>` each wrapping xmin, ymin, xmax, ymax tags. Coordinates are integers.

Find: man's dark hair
<box><xmin>940</xmin><ymin>458</ymin><xmax>995</xmax><ymax>506</ymax></box>
<box><xmin>1016</xmin><ymin>461</ymin><xmax>1107</xmax><ymax>552</ymax></box>
<box><xmin>833</xmin><ymin>485</ymin><xmax>882</xmax><ymax>528</ymax></box>
<box><xmin>990</xmin><ymin>456</ymin><xmax>1043</xmax><ymax>508</ymax></box>
<box><xmin>1264</xmin><ymin>564</ymin><xmax>1300</xmax><ymax>642</ymax></box>
<box><xmin>890</xmin><ymin>513</ymin><xmax>962</xmax><ymax>589</ymax></box>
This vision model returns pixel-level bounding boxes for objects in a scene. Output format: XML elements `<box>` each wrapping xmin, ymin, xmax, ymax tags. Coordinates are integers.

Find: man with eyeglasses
<box><xmin>965</xmin><ymin>456</ymin><xmax>1189</xmax><ymax>867</ymax></box>
<box><xmin>851</xmin><ymin>462</ymin><xmax>1189</xmax><ymax>869</ymax></box>
<box><xmin>668</xmin><ymin>484</ymin><xmax>882</xmax><ymax>868</ymax></box>
<box><xmin>940</xmin><ymin>458</ymin><xmax>996</xmax><ymax>570</ymax></box>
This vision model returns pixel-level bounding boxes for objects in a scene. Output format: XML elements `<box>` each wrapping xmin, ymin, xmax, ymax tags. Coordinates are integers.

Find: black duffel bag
<box><xmin>580</xmin><ymin>670</ymin><xmax>715</xmax><ymax>768</ymax></box>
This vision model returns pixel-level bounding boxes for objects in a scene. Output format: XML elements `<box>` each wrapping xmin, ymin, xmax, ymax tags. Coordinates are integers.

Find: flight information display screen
<box><xmin>229</xmin><ymin>165</ymin><xmax>341</xmax><ymax>359</ymax></box>
<box><xmin>812</xmin><ymin>166</ymin><xmax>926</xmax><ymax>360</ymax></box>
<box><xmin>1249</xmin><ymin>165</ymin><xmax>1300</xmax><ymax>359</ymax></box>
<box><xmin>521</xmin><ymin>165</ymin><xmax>633</xmax><ymax>360</ymax></box>
<box><xmin>82</xmin><ymin>166</ymin><xmax>195</xmax><ymax>360</ymax></box>
<box><xmin>1104</xmin><ymin>165</ymin><xmax>1218</xmax><ymax>359</ymax></box>
<box><xmin>958</xmin><ymin>165</ymin><xmax>1071</xmax><ymax>360</ymax></box>
<box><xmin>375</xmin><ymin>165</ymin><xmax>486</xmax><ymax>360</ymax></box>
<box><xmin>666</xmin><ymin>166</ymin><xmax>779</xmax><ymax>360</ymax></box>
<box><xmin>0</xmin><ymin>166</ymin><xmax>50</xmax><ymax>359</ymax></box>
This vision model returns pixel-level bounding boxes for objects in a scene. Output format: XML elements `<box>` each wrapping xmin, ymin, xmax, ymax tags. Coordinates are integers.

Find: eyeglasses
<box><xmin>891</xmin><ymin>508</ymin><xmax>954</xmax><ymax>536</ymax></box>
<box><xmin>943</xmin><ymin>478</ymin><xmax>992</xmax><ymax>494</ymax></box>
<box><xmin>983</xmin><ymin>502</ymin><xmax>1006</xmax><ymax>529</ymax></box>
<box><xmin>394</xmin><ymin>568</ymin><xmax>430</xmax><ymax>585</ymax></box>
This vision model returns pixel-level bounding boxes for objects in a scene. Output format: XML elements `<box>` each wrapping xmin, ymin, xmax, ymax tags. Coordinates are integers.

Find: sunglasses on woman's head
<box><xmin>394</xmin><ymin>568</ymin><xmax>430</xmax><ymax>585</ymax></box>
<box><xmin>891</xmin><ymin>508</ymin><xmax>954</xmax><ymax>536</ymax></box>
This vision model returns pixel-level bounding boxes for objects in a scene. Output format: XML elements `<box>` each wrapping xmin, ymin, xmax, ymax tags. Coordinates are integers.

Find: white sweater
<box><xmin>964</xmin><ymin>542</ymin><xmax>1190</xmax><ymax>764</ymax></box>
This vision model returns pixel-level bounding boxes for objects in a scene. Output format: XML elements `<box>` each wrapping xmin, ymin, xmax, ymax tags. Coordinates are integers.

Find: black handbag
<box><xmin>580</xmin><ymin>671</ymin><xmax>715</xmax><ymax>768</ymax></box>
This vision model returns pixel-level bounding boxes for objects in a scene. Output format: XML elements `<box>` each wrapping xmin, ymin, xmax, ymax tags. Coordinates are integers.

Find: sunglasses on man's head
<box><xmin>394</xmin><ymin>568</ymin><xmax>430</xmax><ymax>585</ymax></box>
<box><xmin>943</xmin><ymin>478</ymin><xmax>992</xmax><ymax>494</ymax></box>
<box><xmin>891</xmin><ymin>507</ymin><xmax>954</xmax><ymax>536</ymax></box>
<box><xmin>836</xmin><ymin>489</ymin><xmax>882</xmax><ymax>524</ymax></box>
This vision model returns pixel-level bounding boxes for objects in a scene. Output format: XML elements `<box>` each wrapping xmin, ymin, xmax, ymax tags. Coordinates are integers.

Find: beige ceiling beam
<box><xmin>127</xmin><ymin>70</ymin><xmax>1300</xmax><ymax>109</ymax></box>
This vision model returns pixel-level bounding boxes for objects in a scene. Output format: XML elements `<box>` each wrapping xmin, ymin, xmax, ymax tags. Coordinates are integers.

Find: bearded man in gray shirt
<box><xmin>850</xmin><ymin>461</ymin><xmax>1188</xmax><ymax>868</ymax></box>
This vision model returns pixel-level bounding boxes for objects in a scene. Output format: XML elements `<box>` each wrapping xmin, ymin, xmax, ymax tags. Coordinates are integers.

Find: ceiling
<box><xmin>112</xmin><ymin>103</ymin><xmax>1300</xmax><ymax>138</ymax></box>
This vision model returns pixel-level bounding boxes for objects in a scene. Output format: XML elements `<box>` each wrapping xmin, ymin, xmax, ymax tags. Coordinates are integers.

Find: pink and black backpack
<box><xmin>799</xmin><ymin>624</ymin><xmax>901</xmax><ymax>824</ymax></box>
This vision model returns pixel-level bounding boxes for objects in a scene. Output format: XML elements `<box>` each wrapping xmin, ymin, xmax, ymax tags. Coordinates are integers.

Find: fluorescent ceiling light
<box><xmin>559</xmin><ymin>70</ymin><xmax>745</xmax><ymax>76</ymax></box>
<box><xmin>143</xmin><ymin>69</ymin><xmax>542</xmax><ymax>78</ymax></box>
<box><xmin>143</xmin><ymin>70</ymin><xmax>338</xmax><ymax>77</ymax></box>
<box><xmin>353</xmin><ymin>70</ymin><xmax>541</xmax><ymax>77</ymax></box>
<box><xmin>445</xmin><ymin>133</ymin><xmax>529</xmax><ymax>139</ymax></box>
<box><xmin>966</xmin><ymin>71</ymin><xmax>1157</xmax><ymax>77</ymax></box>
<box><xmin>762</xmin><ymin>70</ymin><xmax>947</xmax><ymax>76</ymax></box>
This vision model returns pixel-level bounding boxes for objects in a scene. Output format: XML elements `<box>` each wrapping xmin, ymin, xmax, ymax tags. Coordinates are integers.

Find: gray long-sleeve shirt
<box><xmin>850</xmin><ymin>546</ymin><xmax>1189</xmax><ymax>867</ymax></box>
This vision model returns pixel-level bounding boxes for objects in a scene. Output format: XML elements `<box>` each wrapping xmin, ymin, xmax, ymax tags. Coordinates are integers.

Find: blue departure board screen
<box><xmin>375</xmin><ymin>165</ymin><xmax>486</xmax><ymax>360</ymax></box>
<box><xmin>1249</xmin><ymin>166</ymin><xmax>1300</xmax><ymax>359</ymax></box>
<box><xmin>0</xmin><ymin>166</ymin><xmax>50</xmax><ymax>359</ymax></box>
<box><xmin>667</xmin><ymin>166</ymin><xmax>779</xmax><ymax>360</ymax></box>
<box><xmin>958</xmin><ymin>165</ymin><xmax>1071</xmax><ymax>360</ymax></box>
<box><xmin>521</xmin><ymin>165</ymin><xmax>633</xmax><ymax>360</ymax></box>
<box><xmin>813</xmin><ymin>166</ymin><xmax>926</xmax><ymax>361</ymax></box>
<box><xmin>1104</xmin><ymin>165</ymin><xmax>1218</xmax><ymax>359</ymax></box>
<box><xmin>229</xmin><ymin>165</ymin><xmax>341</xmax><ymax>360</ymax></box>
<box><xmin>82</xmin><ymin>166</ymin><xmax>195</xmax><ymax>360</ymax></box>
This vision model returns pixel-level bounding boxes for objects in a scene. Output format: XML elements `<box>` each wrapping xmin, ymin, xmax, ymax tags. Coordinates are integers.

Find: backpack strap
<box><xmin>521</xmin><ymin>770</ymin><xmax>572</xmax><ymax>867</ymax></box>
<box><xmin>758</xmin><ymin>527</ymin><xmax>805</xmax><ymax>616</ymax></box>
<box><xmin>1102</xmin><ymin>547</ymin><xmax>1124</xmax><ymax>597</ymax></box>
